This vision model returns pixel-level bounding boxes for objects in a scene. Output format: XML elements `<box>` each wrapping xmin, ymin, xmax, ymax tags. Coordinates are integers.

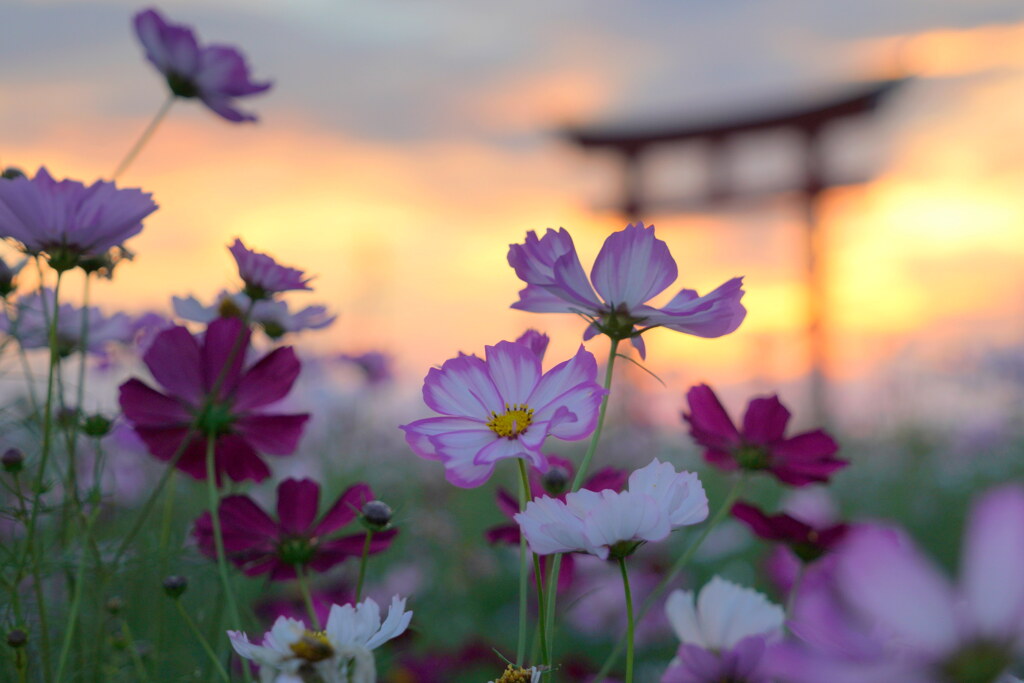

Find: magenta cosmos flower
<box><xmin>229</xmin><ymin>238</ymin><xmax>312</xmax><ymax>299</ymax></box>
<box><xmin>683</xmin><ymin>384</ymin><xmax>845</xmax><ymax>486</ymax></box>
<box><xmin>732</xmin><ymin>502</ymin><xmax>848</xmax><ymax>564</ymax></box>
<box><xmin>768</xmin><ymin>486</ymin><xmax>1024</xmax><ymax>683</ymax></box>
<box><xmin>0</xmin><ymin>168</ymin><xmax>157</xmax><ymax>269</ymax></box>
<box><xmin>194</xmin><ymin>478</ymin><xmax>397</xmax><ymax>580</ymax></box>
<box><xmin>118</xmin><ymin>317</ymin><xmax>308</xmax><ymax>482</ymax></box>
<box><xmin>134</xmin><ymin>8</ymin><xmax>271</xmax><ymax>123</ymax></box>
<box><xmin>401</xmin><ymin>340</ymin><xmax>605</xmax><ymax>488</ymax></box>
<box><xmin>508</xmin><ymin>223</ymin><xmax>745</xmax><ymax>358</ymax></box>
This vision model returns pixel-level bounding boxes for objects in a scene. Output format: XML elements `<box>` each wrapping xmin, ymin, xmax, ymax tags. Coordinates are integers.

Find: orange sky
<box><xmin>3</xmin><ymin>17</ymin><xmax>1023</xmax><ymax>421</ymax></box>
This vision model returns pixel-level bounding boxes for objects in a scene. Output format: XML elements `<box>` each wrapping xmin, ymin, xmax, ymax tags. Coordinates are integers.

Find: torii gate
<box><xmin>563</xmin><ymin>78</ymin><xmax>906</xmax><ymax>426</ymax></box>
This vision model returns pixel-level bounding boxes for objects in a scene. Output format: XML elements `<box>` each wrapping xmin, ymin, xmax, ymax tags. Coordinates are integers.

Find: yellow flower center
<box><xmin>495</xmin><ymin>664</ymin><xmax>537</xmax><ymax>683</ymax></box>
<box><xmin>486</xmin><ymin>403</ymin><xmax>534</xmax><ymax>439</ymax></box>
<box><xmin>289</xmin><ymin>630</ymin><xmax>334</xmax><ymax>662</ymax></box>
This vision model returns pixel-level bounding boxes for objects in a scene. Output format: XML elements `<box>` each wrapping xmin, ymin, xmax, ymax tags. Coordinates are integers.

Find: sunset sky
<box><xmin>2</xmin><ymin>0</ymin><xmax>1023</xmax><ymax>428</ymax></box>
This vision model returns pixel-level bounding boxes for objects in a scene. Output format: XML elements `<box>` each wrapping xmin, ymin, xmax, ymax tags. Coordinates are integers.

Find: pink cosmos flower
<box><xmin>193</xmin><ymin>478</ymin><xmax>396</xmax><ymax>580</ymax></box>
<box><xmin>337</xmin><ymin>352</ymin><xmax>393</xmax><ymax>386</ymax></box>
<box><xmin>515</xmin><ymin>328</ymin><xmax>550</xmax><ymax>360</ymax></box>
<box><xmin>229</xmin><ymin>239</ymin><xmax>312</xmax><ymax>299</ymax></box>
<box><xmin>767</xmin><ymin>486</ymin><xmax>1024</xmax><ymax>683</ymax></box>
<box><xmin>0</xmin><ymin>288</ymin><xmax>135</xmax><ymax>357</ymax></box>
<box><xmin>134</xmin><ymin>8</ymin><xmax>271</xmax><ymax>123</ymax></box>
<box><xmin>683</xmin><ymin>384</ymin><xmax>845</xmax><ymax>486</ymax></box>
<box><xmin>173</xmin><ymin>290</ymin><xmax>335</xmax><ymax>338</ymax></box>
<box><xmin>400</xmin><ymin>340</ymin><xmax>605</xmax><ymax>488</ymax></box>
<box><xmin>662</xmin><ymin>577</ymin><xmax>785</xmax><ymax>683</ymax></box>
<box><xmin>515</xmin><ymin>458</ymin><xmax>708</xmax><ymax>560</ymax></box>
<box><xmin>508</xmin><ymin>223</ymin><xmax>745</xmax><ymax>358</ymax></box>
<box><xmin>118</xmin><ymin>317</ymin><xmax>309</xmax><ymax>483</ymax></box>
<box><xmin>0</xmin><ymin>168</ymin><xmax>157</xmax><ymax>266</ymax></box>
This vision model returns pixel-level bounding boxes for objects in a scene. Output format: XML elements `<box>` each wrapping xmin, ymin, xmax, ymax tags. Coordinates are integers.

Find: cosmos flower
<box><xmin>337</xmin><ymin>351</ymin><xmax>393</xmax><ymax>386</ymax></box>
<box><xmin>487</xmin><ymin>665</ymin><xmax>542</xmax><ymax>683</ymax></box>
<box><xmin>401</xmin><ymin>339</ymin><xmax>605</xmax><ymax>488</ymax></box>
<box><xmin>508</xmin><ymin>223</ymin><xmax>745</xmax><ymax>358</ymax></box>
<box><xmin>229</xmin><ymin>239</ymin><xmax>312</xmax><ymax>299</ymax></box>
<box><xmin>768</xmin><ymin>486</ymin><xmax>1024</xmax><ymax>683</ymax></box>
<box><xmin>229</xmin><ymin>596</ymin><xmax>412</xmax><ymax>683</ymax></box>
<box><xmin>683</xmin><ymin>384</ymin><xmax>845</xmax><ymax>486</ymax></box>
<box><xmin>0</xmin><ymin>288</ymin><xmax>136</xmax><ymax>357</ymax></box>
<box><xmin>118</xmin><ymin>317</ymin><xmax>308</xmax><ymax>483</ymax></box>
<box><xmin>515</xmin><ymin>458</ymin><xmax>708</xmax><ymax>560</ymax></box>
<box><xmin>193</xmin><ymin>478</ymin><xmax>396</xmax><ymax>580</ymax></box>
<box><xmin>662</xmin><ymin>577</ymin><xmax>785</xmax><ymax>683</ymax></box>
<box><xmin>732</xmin><ymin>502</ymin><xmax>848</xmax><ymax>564</ymax></box>
<box><xmin>134</xmin><ymin>8</ymin><xmax>271</xmax><ymax>123</ymax></box>
<box><xmin>0</xmin><ymin>168</ymin><xmax>157</xmax><ymax>268</ymax></box>
<box><xmin>173</xmin><ymin>290</ymin><xmax>335</xmax><ymax>338</ymax></box>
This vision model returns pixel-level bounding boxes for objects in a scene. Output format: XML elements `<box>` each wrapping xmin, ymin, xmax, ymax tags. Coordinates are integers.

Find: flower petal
<box><xmin>142</xmin><ymin>324</ymin><xmax>204</xmax><ymax>405</ymax></box>
<box><xmin>742</xmin><ymin>396</ymin><xmax>790</xmax><ymax>445</ymax></box>
<box><xmin>276</xmin><ymin>479</ymin><xmax>320</xmax><ymax>535</ymax></box>
<box><xmin>485</xmin><ymin>341</ymin><xmax>541</xmax><ymax>406</ymax></box>
<box><xmin>232</xmin><ymin>346</ymin><xmax>302</xmax><ymax>412</ymax></box>
<box><xmin>961</xmin><ymin>485</ymin><xmax>1024</xmax><ymax>637</ymax></box>
<box><xmin>590</xmin><ymin>223</ymin><xmax>677</xmax><ymax>308</ymax></box>
<box><xmin>400</xmin><ymin>416</ymin><xmax>483</xmax><ymax>461</ymax></box>
<box><xmin>315</xmin><ymin>483</ymin><xmax>374</xmax><ymax>536</ymax></box>
<box><xmin>422</xmin><ymin>353</ymin><xmax>502</xmax><ymax>418</ymax></box>
<box><xmin>235</xmin><ymin>413</ymin><xmax>309</xmax><ymax>455</ymax></box>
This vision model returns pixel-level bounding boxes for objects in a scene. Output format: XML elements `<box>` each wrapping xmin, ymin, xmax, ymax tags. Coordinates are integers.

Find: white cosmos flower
<box><xmin>666</xmin><ymin>576</ymin><xmax>785</xmax><ymax>651</ymax></box>
<box><xmin>516</xmin><ymin>458</ymin><xmax>708</xmax><ymax>560</ymax></box>
<box><xmin>228</xmin><ymin>595</ymin><xmax>412</xmax><ymax>683</ymax></box>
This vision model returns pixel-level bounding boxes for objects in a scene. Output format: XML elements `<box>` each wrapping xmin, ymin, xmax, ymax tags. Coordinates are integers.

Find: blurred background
<box><xmin>3</xmin><ymin>2</ymin><xmax>1024</xmax><ymax>678</ymax></box>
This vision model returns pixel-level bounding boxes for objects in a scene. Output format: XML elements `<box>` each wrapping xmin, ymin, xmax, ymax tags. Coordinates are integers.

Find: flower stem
<box><xmin>532</xmin><ymin>554</ymin><xmax>549</xmax><ymax>666</ymax></box>
<box><xmin>515</xmin><ymin>458</ymin><xmax>531</xmax><ymax>666</ymax></box>
<box><xmin>112</xmin><ymin>94</ymin><xmax>175</xmax><ymax>180</ymax></box>
<box><xmin>618</xmin><ymin>557</ymin><xmax>635</xmax><ymax>683</ymax></box>
<box><xmin>204</xmin><ymin>434</ymin><xmax>244</xmax><ymax>632</ymax></box>
<box><xmin>54</xmin><ymin>507</ymin><xmax>98</xmax><ymax>681</ymax></box>
<box><xmin>354</xmin><ymin>530</ymin><xmax>373</xmax><ymax>605</ymax></box>
<box><xmin>543</xmin><ymin>337</ymin><xmax>620</xmax><ymax>664</ymax></box>
<box><xmin>175</xmin><ymin>599</ymin><xmax>231</xmax><ymax>683</ymax></box>
<box><xmin>297</xmin><ymin>566</ymin><xmax>321</xmax><ymax>630</ymax></box>
<box><xmin>593</xmin><ymin>474</ymin><xmax>747</xmax><ymax>682</ymax></box>
<box><xmin>118</xmin><ymin>618</ymin><xmax>151</xmax><ymax>683</ymax></box>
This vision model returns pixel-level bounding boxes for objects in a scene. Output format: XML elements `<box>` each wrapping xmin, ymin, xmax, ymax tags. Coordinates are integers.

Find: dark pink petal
<box><xmin>119</xmin><ymin>379</ymin><xmax>191</xmax><ymax>426</ymax></box>
<box><xmin>771</xmin><ymin>459</ymin><xmax>848</xmax><ymax>487</ymax></box>
<box><xmin>704</xmin><ymin>449</ymin><xmax>740</xmax><ymax>472</ymax></box>
<box><xmin>314</xmin><ymin>483</ymin><xmax>373</xmax><ymax>536</ymax></box>
<box><xmin>773</xmin><ymin>430</ymin><xmax>840</xmax><ymax>461</ymax></box>
<box><xmin>583</xmin><ymin>467</ymin><xmax>628</xmax><ymax>494</ymax></box>
<box><xmin>235</xmin><ymin>413</ymin><xmax>309</xmax><ymax>455</ymax></box>
<box><xmin>485</xmin><ymin>524</ymin><xmax>520</xmax><ymax>545</ymax></box>
<box><xmin>276</xmin><ymin>479</ymin><xmax>320</xmax><ymax>535</ymax></box>
<box><xmin>201</xmin><ymin>317</ymin><xmax>250</xmax><ymax>399</ymax></box>
<box><xmin>742</xmin><ymin>396</ymin><xmax>791</xmax><ymax>445</ymax></box>
<box><xmin>422</xmin><ymin>354</ymin><xmax>502</xmax><ymax>418</ymax></box>
<box><xmin>732</xmin><ymin>503</ymin><xmax>811</xmax><ymax>542</ymax></box>
<box><xmin>683</xmin><ymin>384</ymin><xmax>741</xmax><ymax>451</ymax></box>
<box><xmin>590</xmin><ymin>223</ymin><xmax>677</xmax><ymax>309</ymax></box>
<box><xmin>133</xmin><ymin>424</ymin><xmax>196</xmax><ymax>461</ymax></box>
<box><xmin>216</xmin><ymin>433</ymin><xmax>270</xmax><ymax>483</ymax></box>
<box><xmin>232</xmin><ymin>346</ymin><xmax>301</xmax><ymax>412</ymax></box>
<box><xmin>217</xmin><ymin>495</ymin><xmax>279</xmax><ymax>549</ymax></box>
<box><xmin>141</xmin><ymin>325</ymin><xmax>204</xmax><ymax>404</ymax></box>
<box><xmin>495</xmin><ymin>487</ymin><xmax>519</xmax><ymax>519</ymax></box>
<box><xmin>318</xmin><ymin>529</ymin><xmax>398</xmax><ymax>557</ymax></box>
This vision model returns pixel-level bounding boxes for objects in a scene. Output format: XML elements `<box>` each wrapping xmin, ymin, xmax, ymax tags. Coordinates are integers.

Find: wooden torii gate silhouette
<box><xmin>563</xmin><ymin>79</ymin><xmax>906</xmax><ymax>426</ymax></box>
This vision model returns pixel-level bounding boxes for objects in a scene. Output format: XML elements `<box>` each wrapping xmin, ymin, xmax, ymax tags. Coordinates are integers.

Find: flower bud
<box><xmin>81</xmin><ymin>414</ymin><xmax>113</xmax><ymax>437</ymax></box>
<box><xmin>361</xmin><ymin>500</ymin><xmax>393</xmax><ymax>531</ymax></box>
<box><xmin>56</xmin><ymin>407</ymin><xmax>79</xmax><ymax>431</ymax></box>
<box><xmin>542</xmin><ymin>465</ymin><xmax>570</xmax><ymax>496</ymax></box>
<box><xmin>6</xmin><ymin>629</ymin><xmax>27</xmax><ymax>648</ymax></box>
<box><xmin>162</xmin><ymin>575</ymin><xmax>188</xmax><ymax>599</ymax></box>
<box><xmin>2</xmin><ymin>448</ymin><xmax>24</xmax><ymax>474</ymax></box>
<box><xmin>0</xmin><ymin>257</ymin><xmax>25</xmax><ymax>298</ymax></box>
<box><xmin>105</xmin><ymin>596</ymin><xmax>124</xmax><ymax>615</ymax></box>
<box><xmin>1</xmin><ymin>167</ymin><xmax>24</xmax><ymax>180</ymax></box>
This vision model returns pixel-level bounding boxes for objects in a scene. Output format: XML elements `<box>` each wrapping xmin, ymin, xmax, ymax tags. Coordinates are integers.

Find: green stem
<box><xmin>297</xmin><ymin>566</ymin><xmax>321</xmax><ymax>630</ymax></box>
<box><xmin>618</xmin><ymin>557</ymin><xmax>635</xmax><ymax>683</ymax></box>
<box><xmin>532</xmin><ymin>554</ymin><xmax>549</xmax><ymax>666</ymax></box>
<box><xmin>544</xmin><ymin>337</ymin><xmax>620</xmax><ymax>663</ymax></box>
<box><xmin>515</xmin><ymin>459</ymin><xmax>531</xmax><ymax>666</ymax></box>
<box><xmin>175</xmin><ymin>600</ymin><xmax>231</xmax><ymax>683</ymax></box>
<box><xmin>158</xmin><ymin>469</ymin><xmax>178</xmax><ymax>572</ymax></box>
<box><xmin>593</xmin><ymin>474</ymin><xmax>747</xmax><ymax>682</ymax></box>
<box><xmin>354</xmin><ymin>531</ymin><xmax>373</xmax><ymax>604</ymax></box>
<box><xmin>204</xmin><ymin>434</ymin><xmax>244</xmax><ymax>632</ymax></box>
<box><xmin>118</xmin><ymin>618</ymin><xmax>151</xmax><ymax>683</ymax></box>
<box><xmin>112</xmin><ymin>94</ymin><xmax>175</xmax><ymax>180</ymax></box>
<box><xmin>54</xmin><ymin>508</ymin><xmax>98</xmax><ymax>681</ymax></box>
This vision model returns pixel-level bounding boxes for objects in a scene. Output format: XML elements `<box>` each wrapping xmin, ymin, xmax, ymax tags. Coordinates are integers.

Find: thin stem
<box><xmin>112</xmin><ymin>95</ymin><xmax>175</xmax><ymax>180</ymax></box>
<box><xmin>158</xmin><ymin>469</ymin><xmax>178</xmax><ymax>573</ymax></box>
<box><xmin>618</xmin><ymin>557</ymin><xmax>635</xmax><ymax>683</ymax></box>
<box><xmin>532</xmin><ymin>554</ymin><xmax>549</xmax><ymax>666</ymax></box>
<box><xmin>118</xmin><ymin>618</ymin><xmax>151</xmax><ymax>683</ymax></box>
<box><xmin>54</xmin><ymin>508</ymin><xmax>98</xmax><ymax>681</ymax></box>
<box><xmin>544</xmin><ymin>337</ymin><xmax>620</xmax><ymax>663</ymax></box>
<box><xmin>175</xmin><ymin>600</ymin><xmax>231</xmax><ymax>683</ymax></box>
<box><xmin>354</xmin><ymin>531</ymin><xmax>373</xmax><ymax>604</ymax></box>
<box><xmin>204</xmin><ymin>434</ymin><xmax>244</xmax><ymax>632</ymax></box>
<box><xmin>593</xmin><ymin>474</ymin><xmax>747</xmax><ymax>682</ymax></box>
<box><xmin>297</xmin><ymin>566</ymin><xmax>321</xmax><ymax>630</ymax></box>
<box><xmin>515</xmin><ymin>459</ymin><xmax>530</xmax><ymax>666</ymax></box>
